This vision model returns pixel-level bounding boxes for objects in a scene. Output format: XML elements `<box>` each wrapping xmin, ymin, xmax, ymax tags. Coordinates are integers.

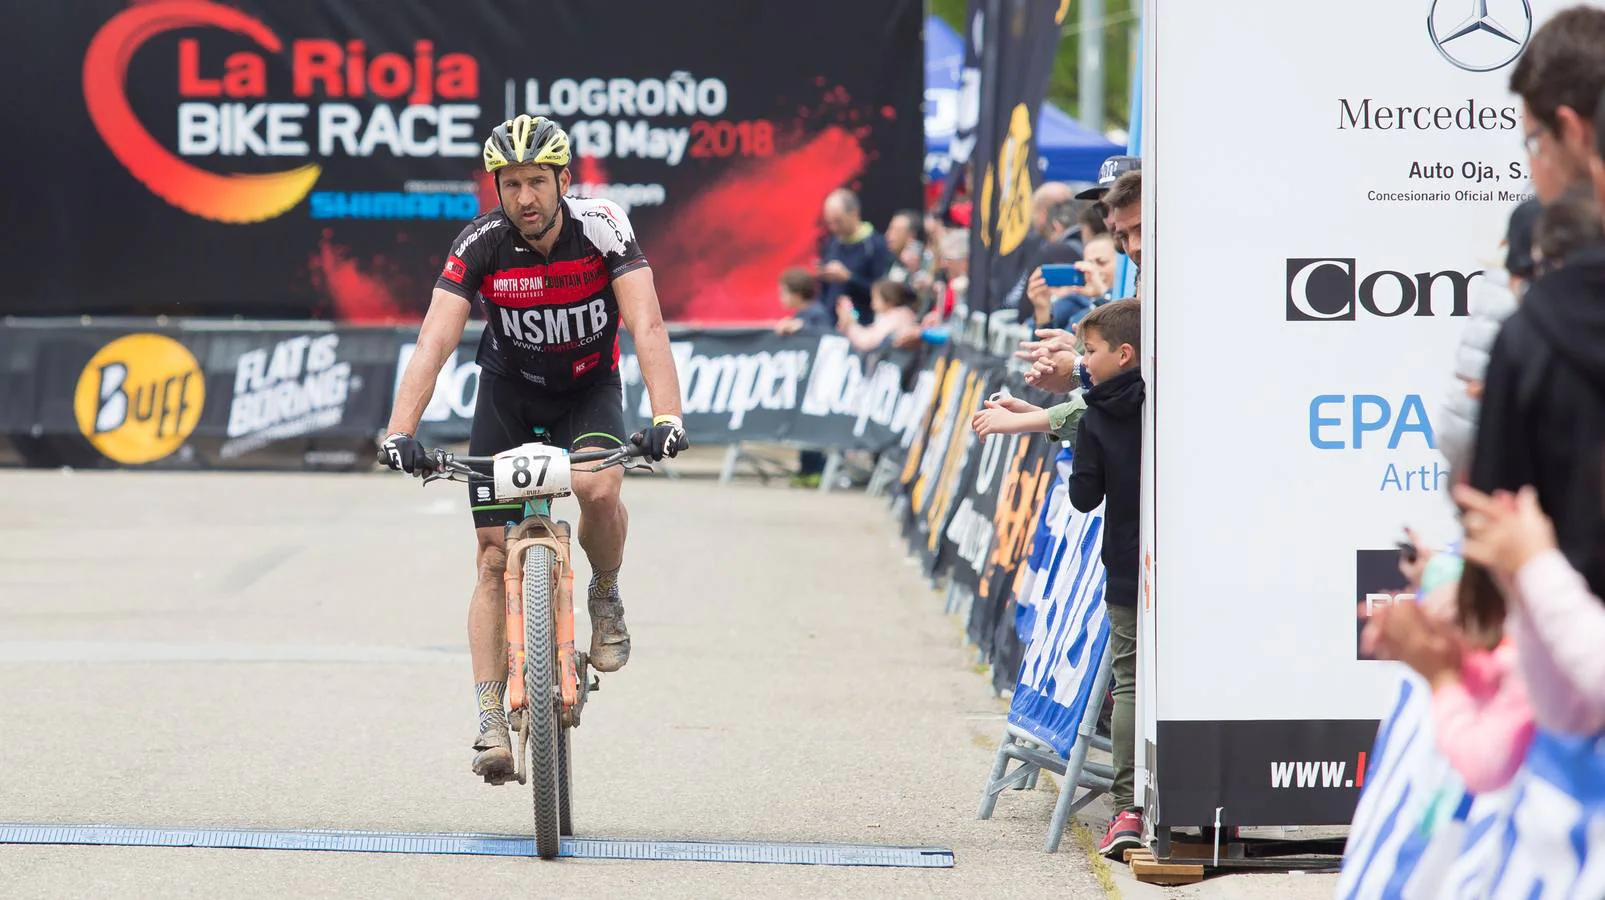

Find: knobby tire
<box><xmin>522</xmin><ymin>545</ymin><xmax>563</xmax><ymax>858</ymax></box>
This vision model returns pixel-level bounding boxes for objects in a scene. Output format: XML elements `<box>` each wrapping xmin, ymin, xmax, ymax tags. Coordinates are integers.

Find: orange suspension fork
<box><xmin>555</xmin><ymin>554</ymin><xmax>578</xmax><ymax>712</ymax></box>
<box><xmin>504</xmin><ymin>551</ymin><xmax>526</xmax><ymax>711</ymax></box>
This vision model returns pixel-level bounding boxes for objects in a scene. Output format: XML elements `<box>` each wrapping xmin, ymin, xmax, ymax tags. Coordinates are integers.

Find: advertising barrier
<box><xmin>394</xmin><ymin>324</ymin><xmax>938</xmax><ymax>452</ymax></box>
<box><xmin>1140</xmin><ymin>0</ymin><xmax>1593</xmax><ymax>830</ymax></box>
<box><xmin>0</xmin><ymin>320</ymin><xmax>396</xmax><ymax>471</ymax></box>
<box><xmin>1009</xmin><ymin>447</ymin><xmax>1109</xmax><ymax>758</ymax></box>
<box><xmin>9</xmin><ymin>0</ymin><xmax>922</xmax><ymax>323</ymax></box>
<box><xmin>0</xmin><ymin>320</ymin><xmax>937</xmax><ymax>470</ymax></box>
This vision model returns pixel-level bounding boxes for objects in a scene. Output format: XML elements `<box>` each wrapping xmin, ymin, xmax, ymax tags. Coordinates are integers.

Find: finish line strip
<box><xmin>0</xmin><ymin>823</ymin><xmax>954</xmax><ymax>868</ymax></box>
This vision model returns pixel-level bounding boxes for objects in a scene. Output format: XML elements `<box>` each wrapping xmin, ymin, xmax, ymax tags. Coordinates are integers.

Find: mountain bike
<box><xmin>403</xmin><ymin>430</ymin><xmax>652</xmax><ymax>859</ymax></box>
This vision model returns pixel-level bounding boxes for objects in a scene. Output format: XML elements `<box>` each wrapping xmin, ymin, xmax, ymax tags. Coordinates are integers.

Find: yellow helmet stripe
<box><xmin>510</xmin><ymin>115</ymin><xmax>533</xmax><ymax>162</ymax></box>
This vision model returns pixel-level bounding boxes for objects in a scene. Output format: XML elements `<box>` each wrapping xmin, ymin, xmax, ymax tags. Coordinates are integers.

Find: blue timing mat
<box><xmin>0</xmin><ymin>823</ymin><xmax>955</xmax><ymax>868</ymax></box>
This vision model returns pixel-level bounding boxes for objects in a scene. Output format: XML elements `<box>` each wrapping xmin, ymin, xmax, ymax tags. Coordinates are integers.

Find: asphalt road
<box><xmin>0</xmin><ymin>460</ymin><xmax>1339</xmax><ymax>898</ymax></box>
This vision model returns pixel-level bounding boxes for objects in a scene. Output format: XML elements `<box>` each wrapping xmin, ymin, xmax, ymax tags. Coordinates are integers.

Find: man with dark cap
<box><xmin>1076</xmin><ymin>155</ymin><xmax>1142</xmax><ymax>244</ymax></box>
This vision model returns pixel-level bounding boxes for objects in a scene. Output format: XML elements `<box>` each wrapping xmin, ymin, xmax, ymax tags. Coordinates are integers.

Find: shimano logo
<box><xmin>1286</xmin><ymin>258</ymin><xmax>1482</xmax><ymax>321</ymax></box>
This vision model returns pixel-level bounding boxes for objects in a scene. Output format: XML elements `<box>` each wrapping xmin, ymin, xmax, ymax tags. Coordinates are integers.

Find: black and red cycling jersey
<box><xmin>434</xmin><ymin>197</ymin><xmax>649</xmax><ymax>391</ymax></box>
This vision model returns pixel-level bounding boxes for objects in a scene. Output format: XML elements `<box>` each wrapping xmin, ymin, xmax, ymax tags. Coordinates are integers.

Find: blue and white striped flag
<box><xmin>1008</xmin><ymin>444</ymin><xmax>1110</xmax><ymax>758</ymax></box>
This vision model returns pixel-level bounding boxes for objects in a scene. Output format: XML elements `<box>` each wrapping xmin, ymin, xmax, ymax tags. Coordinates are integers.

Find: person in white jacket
<box><xmin>1437</xmin><ymin>199</ymin><xmax>1538</xmax><ymax>476</ymax></box>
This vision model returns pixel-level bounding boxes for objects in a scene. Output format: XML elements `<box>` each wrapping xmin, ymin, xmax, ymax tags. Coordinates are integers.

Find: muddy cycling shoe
<box><xmin>471</xmin><ymin>723</ymin><xmax>515</xmax><ymax>785</ymax></box>
<box><xmin>587</xmin><ymin>594</ymin><xmax>631</xmax><ymax>673</ymax></box>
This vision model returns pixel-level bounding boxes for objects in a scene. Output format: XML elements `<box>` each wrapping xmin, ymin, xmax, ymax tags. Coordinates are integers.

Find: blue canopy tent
<box><xmin>924</xmin><ymin>14</ymin><xmax>1122</xmax><ymax>186</ymax></box>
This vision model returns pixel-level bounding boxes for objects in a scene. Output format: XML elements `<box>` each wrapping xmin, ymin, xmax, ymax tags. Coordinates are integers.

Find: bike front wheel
<box><xmin>522</xmin><ymin>544</ymin><xmax>563</xmax><ymax>859</ymax></box>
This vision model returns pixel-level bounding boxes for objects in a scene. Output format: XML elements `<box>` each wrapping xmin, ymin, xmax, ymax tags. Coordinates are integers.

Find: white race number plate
<box><xmin>491</xmin><ymin>442</ymin><xmax>572</xmax><ymax>501</ymax></box>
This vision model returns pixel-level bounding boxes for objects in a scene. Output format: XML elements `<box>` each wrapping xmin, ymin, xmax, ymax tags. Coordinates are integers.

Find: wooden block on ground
<box><xmin>1129</xmin><ymin>851</ymin><xmax>1204</xmax><ymax>886</ymax></box>
<box><xmin>1166</xmin><ymin>841</ymin><xmax>1238</xmax><ymax>860</ymax></box>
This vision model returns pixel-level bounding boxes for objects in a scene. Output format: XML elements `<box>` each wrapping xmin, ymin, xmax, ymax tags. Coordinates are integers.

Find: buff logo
<box><xmin>82</xmin><ymin>1</ymin><xmax>482</xmax><ymax>224</ymax></box>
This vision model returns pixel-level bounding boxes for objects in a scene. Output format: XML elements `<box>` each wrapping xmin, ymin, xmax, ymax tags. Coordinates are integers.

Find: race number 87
<box><xmin>511</xmin><ymin>454</ymin><xmax>550</xmax><ymax>488</ymax></box>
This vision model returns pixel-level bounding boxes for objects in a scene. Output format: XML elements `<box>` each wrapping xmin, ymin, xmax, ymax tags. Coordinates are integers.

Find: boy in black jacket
<box><xmin>1066</xmin><ymin>297</ymin><xmax>1146</xmax><ymax>858</ymax></box>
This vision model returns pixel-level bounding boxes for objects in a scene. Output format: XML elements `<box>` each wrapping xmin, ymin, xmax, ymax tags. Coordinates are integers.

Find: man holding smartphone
<box><xmin>1010</xmin><ymin>184</ymin><xmax>1085</xmax><ymax>327</ymax></box>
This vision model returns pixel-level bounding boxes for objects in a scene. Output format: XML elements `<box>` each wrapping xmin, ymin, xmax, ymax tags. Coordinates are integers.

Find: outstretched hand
<box><xmin>1362</xmin><ymin>601</ymin><xmax>1466</xmax><ymax>687</ymax></box>
<box><xmin>985</xmin><ymin>394</ymin><xmax>1041</xmax><ymax>415</ymax></box>
<box><xmin>1454</xmin><ymin>483</ymin><xmax>1557</xmax><ymax>577</ymax></box>
<box><xmin>1023</xmin><ymin>350</ymin><xmax>1079</xmax><ymax>393</ymax></box>
<box><xmin>1014</xmin><ymin>328</ymin><xmax>1077</xmax><ymax>363</ymax></box>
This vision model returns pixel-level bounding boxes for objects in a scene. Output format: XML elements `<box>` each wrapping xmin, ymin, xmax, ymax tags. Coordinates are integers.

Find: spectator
<box><xmin>1075</xmin><ymin>154</ymin><xmax>1141</xmax><ymax>237</ymax></box>
<box><xmin>1104</xmin><ymin>170</ymin><xmax>1143</xmax><ymax>273</ymax></box>
<box><xmin>1008</xmin><ymin>184</ymin><xmax>1084</xmax><ymax>324</ymax></box>
<box><xmin>1369</xmin><ymin>179</ymin><xmax>1604</xmax><ymax>762</ymax></box>
<box><xmin>1505</xmin><ymin>196</ymin><xmax>1543</xmax><ymax>297</ymax></box>
<box><xmin>1452</xmin><ymin>482</ymin><xmax>1605</xmax><ymax>735</ymax></box>
<box><xmin>933</xmin><ymin>228</ymin><xmax>969</xmax><ymax>324</ymax></box>
<box><xmin>884</xmin><ymin>209</ymin><xmax>927</xmax><ymax>285</ymax></box>
<box><xmin>769</xmin><ymin>266</ymin><xmax>833</xmax><ymax>485</ymax></box>
<box><xmin>1077</xmin><ymin>204</ymin><xmax>1110</xmax><ymax>245</ymax></box>
<box><xmin>1014</xmin><ymin>173</ymin><xmax>1144</xmax><ymax>396</ymax></box>
<box><xmin>1438</xmin><ymin>201</ymin><xmax>1535</xmax><ymax>476</ymax></box>
<box><xmin>773</xmin><ymin>266</ymin><xmax>833</xmax><ymax>335</ymax></box>
<box><xmin>1362</xmin><ymin>549</ymin><xmax>1535</xmax><ymax>792</ymax></box>
<box><xmin>1054</xmin><ymin>298</ymin><xmax>1146</xmax><ymax>858</ymax></box>
<box><xmin>1532</xmin><ymin>180</ymin><xmax>1605</xmax><ymax>276</ymax></box>
<box><xmin>1073</xmin><ymin>233</ymin><xmax>1119</xmax><ymax>304</ymax></box>
<box><xmin>837</xmin><ymin>280</ymin><xmax>920</xmax><ymax>353</ymax></box>
<box><xmin>818</xmin><ymin>188</ymin><xmax>892</xmax><ymax>324</ymax></box>
<box><xmin>1465</xmin><ymin>6</ymin><xmax>1605</xmax><ymax>609</ymax></box>
<box><xmin>1028</xmin><ymin>232</ymin><xmax>1121</xmax><ymax>331</ymax></box>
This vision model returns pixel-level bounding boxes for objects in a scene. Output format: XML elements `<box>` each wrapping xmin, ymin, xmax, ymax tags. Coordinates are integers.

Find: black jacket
<box><xmin>1470</xmin><ymin>243</ymin><xmax>1605</xmax><ymax>598</ymax></box>
<box><xmin>1069</xmin><ymin>367</ymin><xmax>1145</xmax><ymax>608</ymax></box>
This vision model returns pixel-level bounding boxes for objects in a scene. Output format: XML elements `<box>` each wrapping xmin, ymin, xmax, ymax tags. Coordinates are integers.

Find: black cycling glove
<box><xmin>380</xmin><ymin>431</ymin><xmax>430</xmax><ymax>474</ymax></box>
<box><xmin>639</xmin><ymin>415</ymin><xmax>689</xmax><ymax>462</ymax></box>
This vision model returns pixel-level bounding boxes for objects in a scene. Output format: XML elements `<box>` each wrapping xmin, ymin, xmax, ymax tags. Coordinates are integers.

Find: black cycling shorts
<box><xmin>466</xmin><ymin>371</ymin><xmax>628</xmax><ymax>529</ymax></box>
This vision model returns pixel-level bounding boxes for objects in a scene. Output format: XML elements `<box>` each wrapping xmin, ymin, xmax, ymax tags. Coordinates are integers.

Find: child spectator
<box><xmin>773</xmin><ymin>266</ymin><xmax>832</xmax><ymax>486</ymax></box>
<box><xmin>1364</xmin><ymin>545</ymin><xmax>1535</xmax><ymax>793</ymax></box>
<box><xmin>1453</xmin><ymin>483</ymin><xmax>1605</xmax><ymax>736</ymax></box>
<box><xmin>1061</xmin><ymin>298</ymin><xmax>1145</xmax><ymax>857</ymax></box>
<box><xmin>837</xmin><ymin>279</ymin><xmax>920</xmax><ymax>352</ymax></box>
<box><xmin>972</xmin><ymin>298</ymin><xmax>1147</xmax><ymax>857</ymax></box>
<box><xmin>773</xmin><ymin>267</ymin><xmax>833</xmax><ymax>335</ymax></box>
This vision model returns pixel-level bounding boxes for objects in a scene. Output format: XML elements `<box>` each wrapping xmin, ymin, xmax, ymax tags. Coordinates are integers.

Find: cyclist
<box><xmin>380</xmin><ymin>115</ymin><xmax>688</xmax><ymax>783</ymax></box>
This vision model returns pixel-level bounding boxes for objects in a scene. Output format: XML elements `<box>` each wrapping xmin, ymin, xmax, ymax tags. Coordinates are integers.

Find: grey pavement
<box><xmin>0</xmin><ymin>461</ymin><xmax>1337</xmax><ymax>898</ymax></box>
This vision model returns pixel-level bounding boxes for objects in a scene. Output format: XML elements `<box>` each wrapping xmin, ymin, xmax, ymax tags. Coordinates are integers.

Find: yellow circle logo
<box><xmin>73</xmin><ymin>334</ymin><xmax>205</xmax><ymax>464</ymax></box>
<box><xmin>980</xmin><ymin>103</ymin><xmax>1036</xmax><ymax>256</ymax></box>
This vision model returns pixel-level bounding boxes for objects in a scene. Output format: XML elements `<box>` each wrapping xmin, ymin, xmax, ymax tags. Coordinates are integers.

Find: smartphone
<box><xmin>1039</xmin><ymin>264</ymin><xmax>1086</xmax><ymax>288</ymax></box>
<box><xmin>1395</xmin><ymin>540</ymin><xmax>1418</xmax><ymax>564</ymax></box>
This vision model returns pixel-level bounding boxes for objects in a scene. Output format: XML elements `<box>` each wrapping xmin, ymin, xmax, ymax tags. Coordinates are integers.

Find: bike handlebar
<box><xmin>378</xmin><ymin>432</ymin><xmax>653</xmax><ymax>483</ymax></box>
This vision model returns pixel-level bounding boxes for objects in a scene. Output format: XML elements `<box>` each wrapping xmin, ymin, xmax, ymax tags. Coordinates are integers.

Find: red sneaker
<box><xmin>1097</xmin><ymin>809</ymin><xmax>1143</xmax><ymax>859</ymax></box>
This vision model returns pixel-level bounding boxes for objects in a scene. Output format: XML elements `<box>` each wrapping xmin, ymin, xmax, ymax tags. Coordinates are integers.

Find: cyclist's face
<box><xmin>499</xmin><ymin>164</ymin><xmax>567</xmax><ymax>240</ymax></box>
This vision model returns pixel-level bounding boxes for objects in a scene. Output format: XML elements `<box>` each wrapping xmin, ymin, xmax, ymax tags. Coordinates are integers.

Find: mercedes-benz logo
<box><xmin>1428</xmin><ymin>0</ymin><xmax>1533</xmax><ymax>72</ymax></box>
